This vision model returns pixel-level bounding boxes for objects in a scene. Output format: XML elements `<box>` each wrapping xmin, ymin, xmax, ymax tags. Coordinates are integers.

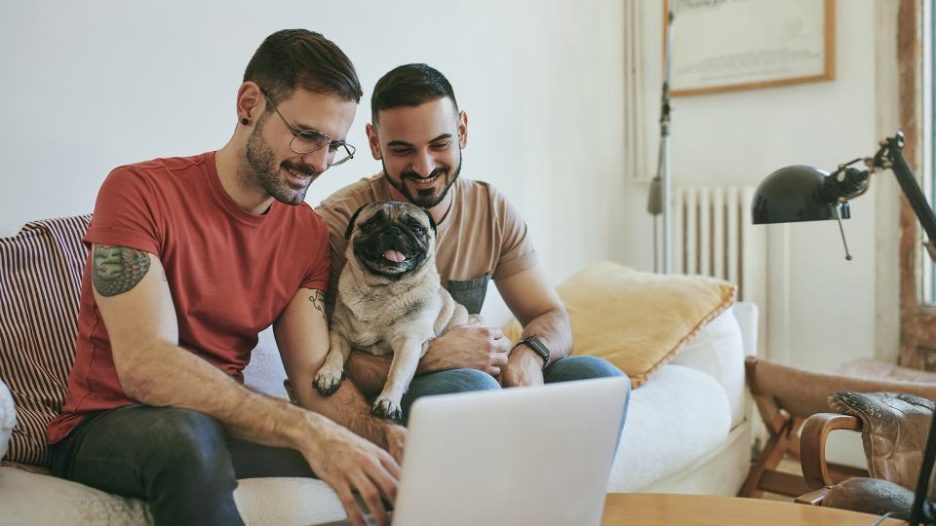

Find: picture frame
<box><xmin>664</xmin><ymin>0</ymin><xmax>835</xmax><ymax>97</ymax></box>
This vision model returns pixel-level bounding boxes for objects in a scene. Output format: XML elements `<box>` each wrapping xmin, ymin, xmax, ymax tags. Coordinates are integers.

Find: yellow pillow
<box><xmin>504</xmin><ymin>261</ymin><xmax>736</xmax><ymax>387</ymax></box>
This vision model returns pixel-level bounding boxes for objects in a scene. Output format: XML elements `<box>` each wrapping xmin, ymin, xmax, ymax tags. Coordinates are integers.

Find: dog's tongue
<box><xmin>383</xmin><ymin>250</ymin><xmax>407</xmax><ymax>263</ymax></box>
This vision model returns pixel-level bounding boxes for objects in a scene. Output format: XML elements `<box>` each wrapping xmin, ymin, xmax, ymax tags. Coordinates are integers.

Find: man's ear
<box><xmin>366</xmin><ymin>123</ymin><xmax>382</xmax><ymax>160</ymax></box>
<box><xmin>344</xmin><ymin>204</ymin><xmax>369</xmax><ymax>240</ymax></box>
<box><xmin>236</xmin><ymin>82</ymin><xmax>264</xmax><ymax>126</ymax></box>
<box><xmin>457</xmin><ymin>110</ymin><xmax>468</xmax><ymax>149</ymax></box>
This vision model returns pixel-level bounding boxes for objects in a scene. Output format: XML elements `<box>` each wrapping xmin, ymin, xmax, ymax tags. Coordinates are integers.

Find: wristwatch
<box><xmin>515</xmin><ymin>335</ymin><xmax>550</xmax><ymax>369</ymax></box>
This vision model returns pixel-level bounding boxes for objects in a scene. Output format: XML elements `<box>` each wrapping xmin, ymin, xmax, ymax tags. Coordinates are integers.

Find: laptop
<box><xmin>325</xmin><ymin>376</ymin><xmax>630</xmax><ymax>526</ymax></box>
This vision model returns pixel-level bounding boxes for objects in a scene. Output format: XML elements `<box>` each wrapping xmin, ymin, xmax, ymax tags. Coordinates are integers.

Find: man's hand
<box><xmin>383</xmin><ymin>423</ymin><xmax>407</xmax><ymax>465</ymax></box>
<box><xmin>419</xmin><ymin>323</ymin><xmax>512</xmax><ymax>376</ymax></box>
<box><xmin>301</xmin><ymin>419</ymin><xmax>401</xmax><ymax>526</ymax></box>
<box><xmin>500</xmin><ymin>344</ymin><xmax>546</xmax><ymax>388</ymax></box>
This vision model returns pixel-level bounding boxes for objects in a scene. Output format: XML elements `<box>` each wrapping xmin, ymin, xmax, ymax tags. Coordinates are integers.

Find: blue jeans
<box><xmin>50</xmin><ymin>405</ymin><xmax>314</xmax><ymax>526</ymax></box>
<box><xmin>400</xmin><ymin>355</ymin><xmax>631</xmax><ymax>431</ymax></box>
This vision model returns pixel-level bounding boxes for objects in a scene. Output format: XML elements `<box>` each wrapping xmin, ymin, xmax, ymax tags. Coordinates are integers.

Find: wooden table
<box><xmin>601</xmin><ymin>493</ymin><xmax>907</xmax><ymax>525</ymax></box>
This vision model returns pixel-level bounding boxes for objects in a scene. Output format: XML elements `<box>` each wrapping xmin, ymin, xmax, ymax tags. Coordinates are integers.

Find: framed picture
<box><xmin>664</xmin><ymin>0</ymin><xmax>835</xmax><ymax>97</ymax></box>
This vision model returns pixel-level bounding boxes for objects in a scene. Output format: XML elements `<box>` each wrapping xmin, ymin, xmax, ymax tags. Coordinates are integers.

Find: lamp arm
<box><xmin>877</xmin><ymin>133</ymin><xmax>936</xmax><ymax>261</ymax></box>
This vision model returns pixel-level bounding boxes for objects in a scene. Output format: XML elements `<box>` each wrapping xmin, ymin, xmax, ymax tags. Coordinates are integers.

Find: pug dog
<box><xmin>313</xmin><ymin>201</ymin><xmax>474</xmax><ymax>422</ymax></box>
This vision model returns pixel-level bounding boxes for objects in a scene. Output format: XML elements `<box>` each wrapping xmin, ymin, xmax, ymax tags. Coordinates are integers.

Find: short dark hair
<box><xmin>244</xmin><ymin>29</ymin><xmax>362</xmax><ymax>105</ymax></box>
<box><xmin>371</xmin><ymin>63</ymin><xmax>458</xmax><ymax>122</ymax></box>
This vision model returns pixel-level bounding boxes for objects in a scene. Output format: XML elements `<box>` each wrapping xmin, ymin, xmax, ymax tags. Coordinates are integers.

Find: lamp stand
<box><xmin>647</xmin><ymin>9</ymin><xmax>674</xmax><ymax>273</ymax></box>
<box><xmin>868</xmin><ymin>133</ymin><xmax>936</xmax><ymax>525</ymax></box>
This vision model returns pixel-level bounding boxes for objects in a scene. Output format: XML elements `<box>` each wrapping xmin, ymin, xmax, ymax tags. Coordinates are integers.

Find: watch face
<box><xmin>523</xmin><ymin>336</ymin><xmax>549</xmax><ymax>365</ymax></box>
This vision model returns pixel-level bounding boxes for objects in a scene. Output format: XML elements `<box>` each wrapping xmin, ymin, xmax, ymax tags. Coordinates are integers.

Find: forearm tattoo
<box><xmin>92</xmin><ymin>244</ymin><xmax>151</xmax><ymax>297</ymax></box>
<box><xmin>308</xmin><ymin>290</ymin><xmax>326</xmax><ymax>315</ymax></box>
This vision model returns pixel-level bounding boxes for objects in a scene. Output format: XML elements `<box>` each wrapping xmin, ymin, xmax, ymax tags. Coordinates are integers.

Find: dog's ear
<box><xmin>344</xmin><ymin>204</ymin><xmax>369</xmax><ymax>240</ymax></box>
<box><xmin>422</xmin><ymin>208</ymin><xmax>437</xmax><ymax>233</ymax></box>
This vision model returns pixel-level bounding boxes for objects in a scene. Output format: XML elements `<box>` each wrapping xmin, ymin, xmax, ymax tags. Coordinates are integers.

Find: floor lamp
<box><xmin>647</xmin><ymin>9</ymin><xmax>674</xmax><ymax>274</ymax></box>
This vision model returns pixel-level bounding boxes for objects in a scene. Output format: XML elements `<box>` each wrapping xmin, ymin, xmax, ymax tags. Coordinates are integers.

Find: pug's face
<box><xmin>345</xmin><ymin>201</ymin><xmax>437</xmax><ymax>280</ymax></box>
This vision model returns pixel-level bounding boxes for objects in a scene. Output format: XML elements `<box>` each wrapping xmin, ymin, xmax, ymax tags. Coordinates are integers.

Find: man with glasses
<box><xmin>47</xmin><ymin>30</ymin><xmax>401</xmax><ymax>526</ymax></box>
<box><xmin>317</xmin><ymin>64</ymin><xmax>626</xmax><ymax>422</ymax></box>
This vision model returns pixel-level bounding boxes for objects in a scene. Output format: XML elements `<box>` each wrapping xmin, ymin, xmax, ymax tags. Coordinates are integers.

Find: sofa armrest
<box><xmin>671</xmin><ymin>306</ymin><xmax>749</xmax><ymax>429</ymax></box>
<box><xmin>732</xmin><ymin>302</ymin><xmax>758</xmax><ymax>358</ymax></box>
<box><xmin>800</xmin><ymin>412</ymin><xmax>862</xmax><ymax>490</ymax></box>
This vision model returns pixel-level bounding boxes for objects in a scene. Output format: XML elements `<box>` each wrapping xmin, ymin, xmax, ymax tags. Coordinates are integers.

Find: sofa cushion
<box><xmin>671</xmin><ymin>307</ymin><xmax>746</xmax><ymax>428</ymax></box>
<box><xmin>0</xmin><ymin>466</ymin><xmax>346</xmax><ymax>526</ymax></box>
<box><xmin>0</xmin><ymin>215</ymin><xmax>91</xmax><ymax>467</ymax></box>
<box><xmin>505</xmin><ymin>261</ymin><xmax>736</xmax><ymax>387</ymax></box>
<box><xmin>606</xmin><ymin>364</ymin><xmax>731</xmax><ymax>491</ymax></box>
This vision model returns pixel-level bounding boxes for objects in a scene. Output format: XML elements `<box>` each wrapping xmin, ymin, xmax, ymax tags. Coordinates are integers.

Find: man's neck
<box><xmin>215</xmin><ymin>144</ymin><xmax>274</xmax><ymax>216</ymax></box>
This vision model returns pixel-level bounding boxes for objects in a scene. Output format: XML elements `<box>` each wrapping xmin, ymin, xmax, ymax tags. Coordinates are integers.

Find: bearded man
<box><xmin>317</xmin><ymin>64</ymin><xmax>627</xmax><ymax>423</ymax></box>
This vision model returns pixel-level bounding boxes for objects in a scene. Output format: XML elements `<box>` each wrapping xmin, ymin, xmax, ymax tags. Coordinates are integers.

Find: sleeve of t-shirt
<box><xmin>492</xmin><ymin>189</ymin><xmax>539</xmax><ymax>280</ymax></box>
<box><xmin>300</xmin><ymin>215</ymin><xmax>331</xmax><ymax>292</ymax></box>
<box><xmin>84</xmin><ymin>166</ymin><xmax>163</xmax><ymax>255</ymax></box>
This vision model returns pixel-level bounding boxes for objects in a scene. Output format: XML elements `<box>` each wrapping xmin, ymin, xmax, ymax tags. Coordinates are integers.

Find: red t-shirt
<box><xmin>47</xmin><ymin>152</ymin><xmax>329</xmax><ymax>444</ymax></box>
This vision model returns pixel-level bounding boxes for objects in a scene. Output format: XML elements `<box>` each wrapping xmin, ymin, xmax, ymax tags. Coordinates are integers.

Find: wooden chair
<box><xmin>795</xmin><ymin>389</ymin><xmax>936</xmax><ymax>519</ymax></box>
<box><xmin>740</xmin><ymin>357</ymin><xmax>934</xmax><ymax>498</ymax></box>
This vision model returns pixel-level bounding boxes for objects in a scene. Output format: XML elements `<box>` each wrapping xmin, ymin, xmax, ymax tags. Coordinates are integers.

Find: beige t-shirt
<box><xmin>316</xmin><ymin>173</ymin><xmax>538</xmax><ymax>314</ymax></box>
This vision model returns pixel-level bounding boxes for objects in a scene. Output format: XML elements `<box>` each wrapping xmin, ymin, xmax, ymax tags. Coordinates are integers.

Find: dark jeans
<box><xmin>400</xmin><ymin>355</ymin><xmax>631</xmax><ymax>430</ymax></box>
<box><xmin>50</xmin><ymin>405</ymin><xmax>314</xmax><ymax>526</ymax></box>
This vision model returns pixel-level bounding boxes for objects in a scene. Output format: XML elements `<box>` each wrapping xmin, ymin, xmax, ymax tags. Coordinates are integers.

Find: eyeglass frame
<box><xmin>258</xmin><ymin>88</ymin><xmax>356</xmax><ymax>167</ymax></box>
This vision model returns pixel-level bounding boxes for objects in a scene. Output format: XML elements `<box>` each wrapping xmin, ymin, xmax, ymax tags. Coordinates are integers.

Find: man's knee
<box><xmin>402</xmin><ymin>369</ymin><xmax>501</xmax><ymax>425</ymax></box>
<box><xmin>545</xmin><ymin>355</ymin><xmax>627</xmax><ymax>383</ymax></box>
<box><xmin>145</xmin><ymin>408</ymin><xmax>231</xmax><ymax>480</ymax></box>
<box><xmin>408</xmin><ymin>368</ymin><xmax>502</xmax><ymax>397</ymax></box>
<box><xmin>132</xmin><ymin>408</ymin><xmax>240</xmax><ymax>524</ymax></box>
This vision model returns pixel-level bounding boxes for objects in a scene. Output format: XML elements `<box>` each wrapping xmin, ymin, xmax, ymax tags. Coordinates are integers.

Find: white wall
<box><xmin>0</xmin><ymin>0</ymin><xmax>626</xmax><ymax>285</ymax></box>
<box><xmin>620</xmin><ymin>0</ymin><xmax>888</xmax><ymax>369</ymax></box>
<box><xmin>1</xmin><ymin>0</ymin><xmax>901</xmax><ymax>371</ymax></box>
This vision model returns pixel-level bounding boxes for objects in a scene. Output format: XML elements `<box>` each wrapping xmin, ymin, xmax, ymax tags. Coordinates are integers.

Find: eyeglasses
<box><xmin>260</xmin><ymin>88</ymin><xmax>356</xmax><ymax>167</ymax></box>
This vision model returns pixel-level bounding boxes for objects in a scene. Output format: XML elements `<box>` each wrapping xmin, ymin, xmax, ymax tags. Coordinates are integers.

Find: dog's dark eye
<box><xmin>405</xmin><ymin>220</ymin><xmax>426</xmax><ymax>236</ymax></box>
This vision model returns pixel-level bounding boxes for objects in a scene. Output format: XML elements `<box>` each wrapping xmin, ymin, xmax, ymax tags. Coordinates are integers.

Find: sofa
<box><xmin>0</xmin><ymin>216</ymin><xmax>757</xmax><ymax>525</ymax></box>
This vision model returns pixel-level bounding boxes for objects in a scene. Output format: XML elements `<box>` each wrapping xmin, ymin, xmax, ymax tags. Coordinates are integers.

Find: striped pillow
<box><xmin>0</xmin><ymin>215</ymin><xmax>90</xmax><ymax>467</ymax></box>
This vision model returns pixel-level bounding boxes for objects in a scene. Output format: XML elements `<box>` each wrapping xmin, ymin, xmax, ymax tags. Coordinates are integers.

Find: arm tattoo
<box><xmin>308</xmin><ymin>290</ymin><xmax>326</xmax><ymax>315</ymax></box>
<box><xmin>92</xmin><ymin>244</ymin><xmax>152</xmax><ymax>297</ymax></box>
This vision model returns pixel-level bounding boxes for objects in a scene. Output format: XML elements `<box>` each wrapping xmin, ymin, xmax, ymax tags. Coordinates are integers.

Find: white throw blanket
<box><xmin>0</xmin><ymin>379</ymin><xmax>15</xmax><ymax>460</ymax></box>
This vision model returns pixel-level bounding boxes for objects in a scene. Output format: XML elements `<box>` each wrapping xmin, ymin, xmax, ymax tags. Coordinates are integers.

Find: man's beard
<box><xmin>383</xmin><ymin>150</ymin><xmax>462</xmax><ymax>209</ymax></box>
<box><xmin>245</xmin><ymin>116</ymin><xmax>319</xmax><ymax>206</ymax></box>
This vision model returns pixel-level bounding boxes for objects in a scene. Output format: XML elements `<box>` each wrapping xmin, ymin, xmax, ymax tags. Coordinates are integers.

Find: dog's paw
<box><xmin>371</xmin><ymin>398</ymin><xmax>403</xmax><ymax>423</ymax></box>
<box><xmin>313</xmin><ymin>367</ymin><xmax>343</xmax><ymax>397</ymax></box>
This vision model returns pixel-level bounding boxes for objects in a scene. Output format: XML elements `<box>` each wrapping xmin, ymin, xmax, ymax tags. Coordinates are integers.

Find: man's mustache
<box><xmin>282</xmin><ymin>161</ymin><xmax>320</xmax><ymax>178</ymax></box>
<box><xmin>401</xmin><ymin>167</ymin><xmax>447</xmax><ymax>181</ymax></box>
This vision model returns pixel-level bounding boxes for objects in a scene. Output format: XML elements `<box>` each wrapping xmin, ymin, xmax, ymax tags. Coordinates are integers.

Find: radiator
<box><xmin>673</xmin><ymin>186</ymin><xmax>766</xmax><ymax>304</ymax></box>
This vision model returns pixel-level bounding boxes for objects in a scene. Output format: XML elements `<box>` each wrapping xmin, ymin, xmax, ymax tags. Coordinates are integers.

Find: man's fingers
<box><xmin>351</xmin><ymin>474</ymin><xmax>389</xmax><ymax>526</ymax></box>
<box><xmin>379</xmin><ymin>449</ymin><xmax>402</xmax><ymax>479</ymax></box>
<box><xmin>369</xmin><ymin>452</ymin><xmax>400</xmax><ymax>502</ymax></box>
<box><xmin>336</xmin><ymin>484</ymin><xmax>366</xmax><ymax>526</ymax></box>
<box><xmin>492</xmin><ymin>352</ymin><xmax>509</xmax><ymax>367</ymax></box>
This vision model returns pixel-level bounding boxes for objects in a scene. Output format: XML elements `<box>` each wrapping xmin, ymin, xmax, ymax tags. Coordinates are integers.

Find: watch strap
<box><xmin>517</xmin><ymin>335</ymin><xmax>550</xmax><ymax>369</ymax></box>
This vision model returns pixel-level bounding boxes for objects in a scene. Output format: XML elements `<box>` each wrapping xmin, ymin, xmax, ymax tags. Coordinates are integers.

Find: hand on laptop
<box><xmin>301</xmin><ymin>422</ymin><xmax>400</xmax><ymax>526</ymax></box>
<box><xmin>500</xmin><ymin>346</ymin><xmax>546</xmax><ymax>388</ymax></box>
<box><xmin>420</xmin><ymin>323</ymin><xmax>511</xmax><ymax>376</ymax></box>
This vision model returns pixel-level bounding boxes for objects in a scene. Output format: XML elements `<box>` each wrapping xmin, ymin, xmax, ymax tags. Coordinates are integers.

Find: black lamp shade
<box><xmin>751</xmin><ymin>165</ymin><xmax>849</xmax><ymax>224</ymax></box>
